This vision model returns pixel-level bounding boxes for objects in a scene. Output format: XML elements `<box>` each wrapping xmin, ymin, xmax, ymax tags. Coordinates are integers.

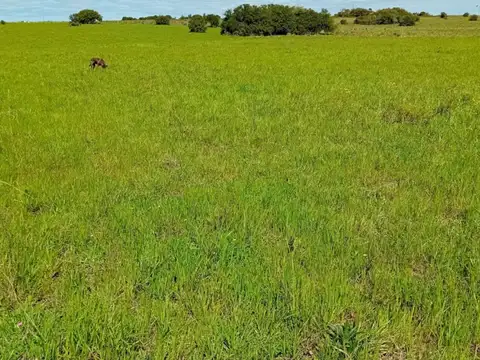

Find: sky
<box><xmin>1</xmin><ymin>0</ymin><xmax>478</xmax><ymax>22</ymax></box>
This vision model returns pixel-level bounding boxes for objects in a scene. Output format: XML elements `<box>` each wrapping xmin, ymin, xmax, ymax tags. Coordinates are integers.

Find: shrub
<box><xmin>156</xmin><ymin>16</ymin><xmax>171</xmax><ymax>25</ymax></box>
<box><xmin>69</xmin><ymin>9</ymin><xmax>102</xmax><ymax>24</ymax></box>
<box><xmin>469</xmin><ymin>14</ymin><xmax>478</xmax><ymax>21</ymax></box>
<box><xmin>221</xmin><ymin>4</ymin><xmax>335</xmax><ymax>36</ymax></box>
<box><xmin>336</xmin><ymin>8</ymin><xmax>373</xmax><ymax>17</ymax></box>
<box><xmin>418</xmin><ymin>11</ymin><xmax>431</xmax><ymax>16</ymax></box>
<box><xmin>354</xmin><ymin>15</ymin><xmax>377</xmax><ymax>25</ymax></box>
<box><xmin>189</xmin><ymin>15</ymin><xmax>207</xmax><ymax>33</ymax></box>
<box><xmin>340</xmin><ymin>19</ymin><xmax>348</xmax><ymax>25</ymax></box>
<box><xmin>463</xmin><ymin>12</ymin><xmax>470</xmax><ymax>17</ymax></box>
<box><xmin>69</xmin><ymin>21</ymin><xmax>81</xmax><ymax>26</ymax></box>
<box><xmin>398</xmin><ymin>14</ymin><xmax>416</xmax><ymax>26</ymax></box>
<box><xmin>122</xmin><ymin>16</ymin><xmax>137</xmax><ymax>21</ymax></box>
<box><xmin>205</xmin><ymin>14</ymin><xmax>221</xmax><ymax>27</ymax></box>
<box><xmin>0</xmin><ymin>20</ymin><xmax>5</xmax><ymax>25</ymax></box>
<box><xmin>375</xmin><ymin>9</ymin><xmax>397</xmax><ymax>24</ymax></box>
<box><xmin>440</xmin><ymin>12</ymin><xmax>448</xmax><ymax>19</ymax></box>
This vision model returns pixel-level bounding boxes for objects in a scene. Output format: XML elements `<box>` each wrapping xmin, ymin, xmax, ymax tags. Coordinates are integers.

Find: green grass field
<box><xmin>1</xmin><ymin>18</ymin><xmax>480</xmax><ymax>359</ymax></box>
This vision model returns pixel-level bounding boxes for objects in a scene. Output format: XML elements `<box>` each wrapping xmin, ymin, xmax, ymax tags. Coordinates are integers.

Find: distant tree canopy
<box><xmin>414</xmin><ymin>11</ymin><xmax>431</xmax><ymax>17</ymax></box>
<box><xmin>463</xmin><ymin>12</ymin><xmax>470</xmax><ymax>17</ymax></box>
<box><xmin>155</xmin><ymin>16</ymin><xmax>171</xmax><ymax>25</ymax></box>
<box><xmin>189</xmin><ymin>15</ymin><xmax>207</xmax><ymax>32</ymax></box>
<box><xmin>470</xmin><ymin>14</ymin><xmax>479</xmax><ymax>21</ymax></box>
<box><xmin>440</xmin><ymin>12</ymin><xmax>448</xmax><ymax>19</ymax></box>
<box><xmin>0</xmin><ymin>20</ymin><xmax>6</xmax><ymax>25</ymax></box>
<box><xmin>354</xmin><ymin>8</ymin><xmax>418</xmax><ymax>26</ymax></box>
<box><xmin>221</xmin><ymin>4</ymin><xmax>335</xmax><ymax>36</ymax></box>
<box><xmin>69</xmin><ymin>9</ymin><xmax>102</xmax><ymax>24</ymax></box>
<box><xmin>205</xmin><ymin>14</ymin><xmax>221</xmax><ymax>27</ymax></box>
<box><xmin>122</xmin><ymin>16</ymin><xmax>137</xmax><ymax>21</ymax></box>
<box><xmin>335</xmin><ymin>8</ymin><xmax>373</xmax><ymax>17</ymax></box>
<box><xmin>135</xmin><ymin>15</ymin><xmax>172</xmax><ymax>21</ymax></box>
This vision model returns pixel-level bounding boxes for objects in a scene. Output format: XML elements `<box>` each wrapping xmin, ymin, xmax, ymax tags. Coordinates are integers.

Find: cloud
<box><xmin>0</xmin><ymin>0</ymin><xmax>476</xmax><ymax>21</ymax></box>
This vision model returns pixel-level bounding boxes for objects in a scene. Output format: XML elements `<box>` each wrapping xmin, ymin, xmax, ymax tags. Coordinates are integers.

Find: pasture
<box><xmin>0</xmin><ymin>18</ymin><xmax>480</xmax><ymax>359</ymax></box>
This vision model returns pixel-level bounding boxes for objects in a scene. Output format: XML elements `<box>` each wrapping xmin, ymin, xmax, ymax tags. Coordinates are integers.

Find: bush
<box><xmin>354</xmin><ymin>15</ymin><xmax>377</xmax><ymax>25</ymax></box>
<box><xmin>470</xmin><ymin>14</ymin><xmax>479</xmax><ymax>21</ymax></box>
<box><xmin>221</xmin><ymin>4</ymin><xmax>335</xmax><ymax>36</ymax></box>
<box><xmin>0</xmin><ymin>20</ymin><xmax>5</xmax><ymax>25</ymax></box>
<box><xmin>340</xmin><ymin>19</ymin><xmax>348</xmax><ymax>25</ymax></box>
<box><xmin>189</xmin><ymin>15</ymin><xmax>207</xmax><ymax>33</ymax></box>
<box><xmin>398</xmin><ymin>14</ymin><xmax>416</xmax><ymax>26</ymax></box>
<box><xmin>205</xmin><ymin>14</ymin><xmax>221</xmax><ymax>27</ymax></box>
<box><xmin>418</xmin><ymin>11</ymin><xmax>431</xmax><ymax>17</ymax></box>
<box><xmin>463</xmin><ymin>12</ymin><xmax>470</xmax><ymax>17</ymax></box>
<box><xmin>69</xmin><ymin>9</ymin><xmax>102</xmax><ymax>24</ymax></box>
<box><xmin>69</xmin><ymin>21</ymin><xmax>81</xmax><ymax>26</ymax></box>
<box><xmin>122</xmin><ymin>16</ymin><xmax>137</xmax><ymax>21</ymax></box>
<box><xmin>336</xmin><ymin>8</ymin><xmax>373</xmax><ymax>17</ymax></box>
<box><xmin>156</xmin><ymin>16</ymin><xmax>171</xmax><ymax>25</ymax></box>
<box><xmin>375</xmin><ymin>9</ymin><xmax>397</xmax><ymax>24</ymax></box>
<box><xmin>440</xmin><ymin>12</ymin><xmax>448</xmax><ymax>19</ymax></box>
<box><xmin>353</xmin><ymin>8</ymin><xmax>417</xmax><ymax>26</ymax></box>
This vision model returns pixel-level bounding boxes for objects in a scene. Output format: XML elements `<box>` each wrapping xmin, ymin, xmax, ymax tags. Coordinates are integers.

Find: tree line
<box><xmin>67</xmin><ymin>5</ymin><xmax>479</xmax><ymax>33</ymax></box>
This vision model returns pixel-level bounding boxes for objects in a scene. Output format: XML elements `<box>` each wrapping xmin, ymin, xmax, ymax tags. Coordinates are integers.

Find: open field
<box><xmin>334</xmin><ymin>15</ymin><xmax>480</xmax><ymax>36</ymax></box>
<box><xmin>1</xmin><ymin>19</ymin><xmax>480</xmax><ymax>359</ymax></box>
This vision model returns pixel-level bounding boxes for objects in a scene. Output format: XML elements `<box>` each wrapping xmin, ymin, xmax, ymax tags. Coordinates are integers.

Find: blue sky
<box><xmin>1</xmin><ymin>0</ymin><xmax>478</xmax><ymax>22</ymax></box>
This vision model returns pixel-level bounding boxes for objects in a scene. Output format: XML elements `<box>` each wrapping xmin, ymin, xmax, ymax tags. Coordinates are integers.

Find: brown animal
<box><xmin>90</xmin><ymin>58</ymin><xmax>108</xmax><ymax>69</ymax></box>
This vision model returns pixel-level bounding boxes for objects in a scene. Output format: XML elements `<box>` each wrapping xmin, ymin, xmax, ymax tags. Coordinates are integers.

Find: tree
<box><xmin>70</xmin><ymin>9</ymin><xmax>102</xmax><ymax>24</ymax></box>
<box><xmin>221</xmin><ymin>4</ymin><xmax>335</xmax><ymax>36</ymax></box>
<box><xmin>156</xmin><ymin>16</ymin><xmax>171</xmax><ymax>25</ymax></box>
<box><xmin>189</xmin><ymin>15</ymin><xmax>207</xmax><ymax>33</ymax></box>
<box><xmin>0</xmin><ymin>20</ymin><xmax>5</xmax><ymax>25</ymax></box>
<box><xmin>440</xmin><ymin>12</ymin><xmax>448</xmax><ymax>19</ymax></box>
<box><xmin>335</xmin><ymin>8</ymin><xmax>373</xmax><ymax>17</ymax></box>
<box><xmin>398</xmin><ymin>14</ymin><xmax>416</xmax><ymax>26</ymax></box>
<box><xmin>463</xmin><ymin>12</ymin><xmax>470</xmax><ymax>17</ymax></box>
<box><xmin>470</xmin><ymin>14</ymin><xmax>479</xmax><ymax>21</ymax></box>
<box><xmin>205</xmin><ymin>14</ymin><xmax>221</xmax><ymax>27</ymax></box>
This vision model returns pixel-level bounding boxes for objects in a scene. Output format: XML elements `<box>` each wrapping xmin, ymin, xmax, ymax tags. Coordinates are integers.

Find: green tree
<box><xmin>69</xmin><ymin>9</ymin><xmax>102</xmax><ymax>24</ymax></box>
<box><xmin>189</xmin><ymin>15</ymin><xmax>207</xmax><ymax>33</ymax></box>
<box><xmin>205</xmin><ymin>14</ymin><xmax>221</xmax><ymax>27</ymax></box>
<box><xmin>156</xmin><ymin>16</ymin><xmax>171</xmax><ymax>25</ymax></box>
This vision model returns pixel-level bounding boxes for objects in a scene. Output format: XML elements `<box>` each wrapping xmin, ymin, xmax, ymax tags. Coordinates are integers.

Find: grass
<box><xmin>335</xmin><ymin>15</ymin><xmax>480</xmax><ymax>36</ymax></box>
<box><xmin>0</xmin><ymin>19</ymin><xmax>480</xmax><ymax>359</ymax></box>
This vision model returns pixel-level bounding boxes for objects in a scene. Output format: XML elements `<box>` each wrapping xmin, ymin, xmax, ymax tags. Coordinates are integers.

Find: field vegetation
<box><xmin>1</xmin><ymin>9</ymin><xmax>480</xmax><ymax>360</ymax></box>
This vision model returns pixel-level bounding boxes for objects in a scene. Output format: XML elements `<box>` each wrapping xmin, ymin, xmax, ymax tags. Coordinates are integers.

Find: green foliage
<box><xmin>335</xmin><ymin>8</ymin><xmax>373</xmax><ymax>17</ymax></box>
<box><xmin>122</xmin><ymin>16</ymin><xmax>137</xmax><ymax>21</ymax></box>
<box><xmin>189</xmin><ymin>14</ymin><xmax>207</xmax><ymax>33</ymax></box>
<box><xmin>340</xmin><ymin>19</ymin><xmax>348</xmax><ymax>25</ymax></box>
<box><xmin>326</xmin><ymin>323</ymin><xmax>370</xmax><ymax>359</ymax></box>
<box><xmin>415</xmin><ymin>11</ymin><xmax>431</xmax><ymax>17</ymax></box>
<box><xmin>463</xmin><ymin>12</ymin><xmax>470</xmax><ymax>17</ymax></box>
<box><xmin>354</xmin><ymin>15</ymin><xmax>377</xmax><ymax>25</ymax></box>
<box><xmin>440</xmin><ymin>12</ymin><xmax>448</xmax><ymax>19</ymax></box>
<box><xmin>221</xmin><ymin>4</ymin><xmax>335</xmax><ymax>36</ymax></box>
<box><xmin>398</xmin><ymin>14</ymin><xmax>417</xmax><ymax>26</ymax></box>
<box><xmin>69</xmin><ymin>9</ymin><xmax>102</xmax><ymax>24</ymax></box>
<box><xmin>205</xmin><ymin>14</ymin><xmax>221</xmax><ymax>27</ymax></box>
<box><xmin>155</xmin><ymin>16</ymin><xmax>171</xmax><ymax>25</ymax></box>
<box><xmin>353</xmin><ymin>8</ymin><xmax>417</xmax><ymax>26</ymax></box>
<box><xmin>0</xmin><ymin>20</ymin><xmax>5</xmax><ymax>25</ymax></box>
<box><xmin>469</xmin><ymin>14</ymin><xmax>478</xmax><ymax>21</ymax></box>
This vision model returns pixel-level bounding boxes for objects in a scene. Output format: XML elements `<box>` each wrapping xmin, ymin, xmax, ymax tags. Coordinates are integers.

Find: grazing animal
<box><xmin>90</xmin><ymin>58</ymin><xmax>108</xmax><ymax>69</ymax></box>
